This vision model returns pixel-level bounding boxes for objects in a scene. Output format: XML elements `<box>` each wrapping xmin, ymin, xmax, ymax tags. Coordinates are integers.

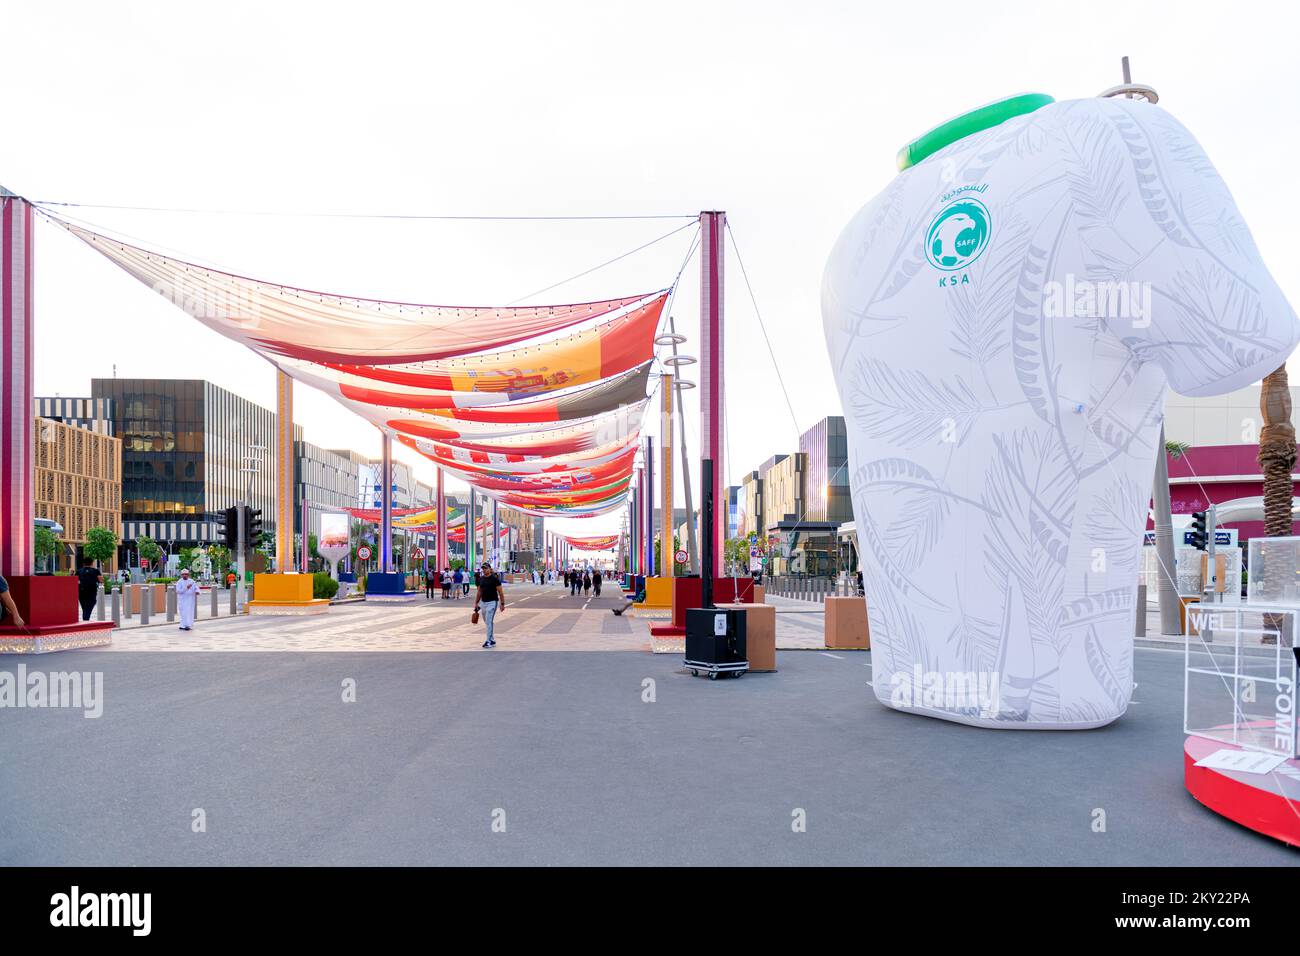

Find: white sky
<box><xmin>6</xmin><ymin>0</ymin><xmax>1299</xmax><ymax>538</ymax></box>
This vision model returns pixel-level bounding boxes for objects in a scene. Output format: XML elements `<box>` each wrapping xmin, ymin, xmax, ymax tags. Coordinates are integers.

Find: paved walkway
<box><xmin>5</xmin><ymin>641</ymin><xmax>1293</xmax><ymax>866</ymax></box>
<box><xmin>104</xmin><ymin>583</ymin><xmax>651</xmax><ymax>652</ymax></box>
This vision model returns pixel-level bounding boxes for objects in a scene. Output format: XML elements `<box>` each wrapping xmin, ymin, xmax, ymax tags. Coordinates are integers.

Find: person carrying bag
<box><xmin>473</xmin><ymin>562</ymin><xmax>505</xmax><ymax>648</ymax></box>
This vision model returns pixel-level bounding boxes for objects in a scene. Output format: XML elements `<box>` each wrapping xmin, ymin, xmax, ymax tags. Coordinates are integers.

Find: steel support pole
<box><xmin>699</xmin><ymin>210</ymin><xmax>726</xmax><ymax>569</ymax></box>
<box><xmin>661</xmin><ymin>373</ymin><xmax>674</xmax><ymax>576</ymax></box>
<box><xmin>1152</xmin><ymin>424</ymin><xmax>1181</xmax><ymax>635</ymax></box>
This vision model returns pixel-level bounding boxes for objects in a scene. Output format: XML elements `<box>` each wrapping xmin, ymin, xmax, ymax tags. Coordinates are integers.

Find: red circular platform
<box><xmin>1184</xmin><ymin>735</ymin><xmax>1300</xmax><ymax>848</ymax></box>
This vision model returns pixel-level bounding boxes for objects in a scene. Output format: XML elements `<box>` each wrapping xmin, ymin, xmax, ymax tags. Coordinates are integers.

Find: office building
<box><xmin>33</xmin><ymin>416</ymin><xmax>122</xmax><ymax>572</ymax></box>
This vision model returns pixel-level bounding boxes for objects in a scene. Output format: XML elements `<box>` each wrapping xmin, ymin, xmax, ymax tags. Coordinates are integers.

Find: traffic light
<box><xmin>245</xmin><ymin>507</ymin><xmax>263</xmax><ymax>551</ymax></box>
<box><xmin>220</xmin><ymin>506</ymin><xmax>239</xmax><ymax>550</ymax></box>
<box><xmin>1189</xmin><ymin>510</ymin><xmax>1208</xmax><ymax>551</ymax></box>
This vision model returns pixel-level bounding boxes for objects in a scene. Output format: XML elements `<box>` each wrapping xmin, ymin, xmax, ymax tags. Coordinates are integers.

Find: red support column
<box><xmin>1</xmin><ymin>190</ymin><xmax>33</xmax><ymax>579</ymax></box>
<box><xmin>699</xmin><ymin>211</ymin><xmax>726</xmax><ymax>567</ymax></box>
<box><xmin>1</xmin><ymin>190</ymin><xmax>111</xmax><ymax>650</ymax></box>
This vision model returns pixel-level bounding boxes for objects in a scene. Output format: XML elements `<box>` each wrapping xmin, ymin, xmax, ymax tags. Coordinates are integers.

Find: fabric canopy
<box><xmin>399</xmin><ymin>431</ymin><xmax>640</xmax><ymax>474</ymax></box>
<box><xmin>52</xmin><ymin>216</ymin><xmax>661</xmax><ymax>363</ymax></box>
<box><xmin>319</xmin><ymin>292</ymin><xmax>664</xmax><ymax>393</ymax></box>
<box><xmin>49</xmin><ymin>209</ymin><xmax>658</xmax><ymax>523</ymax></box>
<box><xmin>560</xmin><ymin>534</ymin><xmax>621</xmax><ymax>550</ymax></box>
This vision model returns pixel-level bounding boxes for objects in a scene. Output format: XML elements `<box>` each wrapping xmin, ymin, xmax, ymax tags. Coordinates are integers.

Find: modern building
<box><xmin>726</xmin><ymin>484</ymin><xmax>741</xmax><ymax>539</ymax></box>
<box><xmin>33</xmin><ymin>416</ymin><xmax>122</xmax><ymax>572</ymax></box>
<box><xmin>739</xmin><ymin>416</ymin><xmax>851</xmax><ymax>575</ymax></box>
<box><xmin>1149</xmin><ymin>384</ymin><xmax>1300</xmax><ymax>541</ymax></box>
<box><xmin>85</xmin><ymin>378</ymin><xmax>293</xmax><ymax>555</ymax></box>
<box><xmin>760</xmin><ymin>452</ymin><xmax>804</xmax><ymax>573</ymax></box>
<box><xmin>794</xmin><ymin>416</ymin><xmax>852</xmax><ymax>572</ymax></box>
<box><xmin>739</xmin><ymin>470</ymin><xmax>763</xmax><ymax>539</ymax></box>
<box><xmin>363</xmin><ymin>457</ymin><xmax>415</xmax><ymax>508</ymax></box>
<box><xmin>297</xmin><ymin>442</ymin><xmax>364</xmax><ymax>549</ymax></box>
<box><xmin>34</xmin><ymin>396</ymin><xmax>117</xmax><ymax>436</ymax></box>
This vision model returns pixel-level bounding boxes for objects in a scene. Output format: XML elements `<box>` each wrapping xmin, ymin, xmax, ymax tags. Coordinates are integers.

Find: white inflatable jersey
<box><xmin>822</xmin><ymin>96</ymin><xmax>1299</xmax><ymax>728</ymax></box>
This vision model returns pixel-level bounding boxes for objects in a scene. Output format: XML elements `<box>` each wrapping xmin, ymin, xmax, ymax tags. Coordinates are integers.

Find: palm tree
<box><xmin>1257</xmin><ymin>365</ymin><xmax>1294</xmax><ymax>643</ymax></box>
<box><xmin>1258</xmin><ymin>366</ymin><xmax>1295</xmax><ymax>536</ymax></box>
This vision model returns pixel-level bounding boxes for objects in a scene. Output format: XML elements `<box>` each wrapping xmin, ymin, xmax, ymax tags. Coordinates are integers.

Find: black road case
<box><xmin>684</xmin><ymin>607</ymin><xmax>749</xmax><ymax>679</ymax></box>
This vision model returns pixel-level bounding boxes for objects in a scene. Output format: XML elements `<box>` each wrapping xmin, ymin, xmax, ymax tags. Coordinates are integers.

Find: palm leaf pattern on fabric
<box><xmin>852</xmin><ymin>457</ymin><xmax>978</xmax><ymax>609</ymax></box>
<box><xmin>1082</xmin><ymin>476</ymin><xmax>1145</xmax><ymax>576</ymax></box>
<box><xmin>848</xmin><ymin>358</ymin><xmax>986</xmax><ymax>448</ymax></box>
<box><xmin>1083</xmin><ymin>625</ymin><xmax>1130</xmax><ymax>714</ymax></box>
<box><xmin>949</xmin><ymin>212</ymin><xmax>1031</xmax><ymax>379</ymax></box>
<box><xmin>1055</xmin><ymin>109</ymin><xmax>1128</xmax><ymax>230</ymax></box>
<box><xmin>981</xmin><ymin>430</ymin><xmax>1072</xmax><ymax>658</ymax></box>
<box><xmin>1107</xmin><ymin>109</ymin><xmax>1255</xmax><ymax>292</ymax></box>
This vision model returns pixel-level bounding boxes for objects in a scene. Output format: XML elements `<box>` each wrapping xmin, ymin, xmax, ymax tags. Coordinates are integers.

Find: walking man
<box><xmin>426</xmin><ymin>566</ymin><xmax>438</xmax><ymax>600</ymax></box>
<box><xmin>176</xmin><ymin>568</ymin><xmax>200</xmax><ymax>631</ymax></box>
<box><xmin>76</xmin><ymin>558</ymin><xmax>103</xmax><ymax>622</ymax></box>
<box><xmin>473</xmin><ymin>561</ymin><xmax>505</xmax><ymax>648</ymax></box>
<box><xmin>592</xmin><ymin>568</ymin><xmax>602</xmax><ymax>597</ymax></box>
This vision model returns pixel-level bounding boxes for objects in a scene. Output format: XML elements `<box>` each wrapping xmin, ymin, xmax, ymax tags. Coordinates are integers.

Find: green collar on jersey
<box><xmin>896</xmin><ymin>93</ymin><xmax>1054</xmax><ymax>172</ymax></box>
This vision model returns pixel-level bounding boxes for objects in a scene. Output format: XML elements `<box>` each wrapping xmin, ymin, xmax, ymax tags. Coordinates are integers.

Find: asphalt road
<box><xmin>1</xmin><ymin>639</ymin><xmax>1296</xmax><ymax>865</ymax></box>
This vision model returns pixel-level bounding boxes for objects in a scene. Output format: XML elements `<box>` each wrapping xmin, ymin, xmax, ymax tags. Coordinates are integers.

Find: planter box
<box><xmin>825</xmin><ymin>595</ymin><xmax>870</xmax><ymax>649</ymax></box>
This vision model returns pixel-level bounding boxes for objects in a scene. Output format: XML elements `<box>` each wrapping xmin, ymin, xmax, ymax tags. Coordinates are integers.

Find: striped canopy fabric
<box><xmin>48</xmin><ymin>209</ymin><xmax>667</xmax><ymax>517</ymax></box>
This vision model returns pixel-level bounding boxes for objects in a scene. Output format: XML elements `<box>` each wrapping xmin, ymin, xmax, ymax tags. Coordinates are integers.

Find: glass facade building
<box><xmin>298</xmin><ymin>442</ymin><xmax>365</xmax><ymax>547</ymax></box>
<box><xmin>798</xmin><ymin>415</ymin><xmax>851</xmax><ymax>525</ymax></box>
<box><xmin>90</xmin><ymin>378</ymin><xmax>296</xmax><ymax>548</ymax></box>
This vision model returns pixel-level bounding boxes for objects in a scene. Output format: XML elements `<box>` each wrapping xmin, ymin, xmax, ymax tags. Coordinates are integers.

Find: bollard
<box><xmin>1135</xmin><ymin>583</ymin><xmax>1147</xmax><ymax>637</ymax></box>
<box><xmin>166</xmin><ymin>585</ymin><xmax>176</xmax><ymax>623</ymax></box>
<box><xmin>140</xmin><ymin>592</ymin><xmax>151</xmax><ymax>625</ymax></box>
<box><xmin>111</xmin><ymin>589</ymin><xmax>121</xmax><ymax>628</ymax></box>
<box><xmin>97</xmin><ymin>585</ymin><xmax>106</xmax><ymax>621</ymax></box>
<box><xmin>229</xmin><ymin>585</ymin><xmax>237</xmax><ymax>615</ymax></box>
<box><xmin>123</xmin><ymin>584</ymin><xmax>133</xmax><ymax>618</ymax></box>
<box><xmin>211</xmin><ymin>585</ymin><xmax>219</xmax><ymax>618</ymax></box>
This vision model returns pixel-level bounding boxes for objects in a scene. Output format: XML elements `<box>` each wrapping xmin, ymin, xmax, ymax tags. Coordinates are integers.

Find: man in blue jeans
<box><xmin>473</xmin><ymin>562</ymin><xmax>505</xmax><ymax>648</ymax></box>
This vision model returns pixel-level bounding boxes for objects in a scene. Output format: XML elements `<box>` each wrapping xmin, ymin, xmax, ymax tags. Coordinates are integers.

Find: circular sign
<box><xmin>924</xmin><ymin>197</ymin><xmax>991</xmax><ymax>272</ymax></box>
<box><xmin>357</xmin><ymin>546</ymin><xmax>372</xmax><ymax>560</ymax></box>
<box><xmin>674</xmin><ymin>549</ymin><xmax>688</xmax><ymax>564</ymax></box>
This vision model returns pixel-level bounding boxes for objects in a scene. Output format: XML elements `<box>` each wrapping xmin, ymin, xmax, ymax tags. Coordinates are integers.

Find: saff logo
<box><xmin>925</xmin><ymin>197</ymin><xmax>991</xmax><ymax>272</ymax></box>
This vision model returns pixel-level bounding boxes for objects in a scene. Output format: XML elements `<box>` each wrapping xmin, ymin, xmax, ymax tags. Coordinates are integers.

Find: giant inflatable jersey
<box><xmin>822</xmin><ymin>94</ymin><xmax>1299</xmax><ymax>728</ymax></box>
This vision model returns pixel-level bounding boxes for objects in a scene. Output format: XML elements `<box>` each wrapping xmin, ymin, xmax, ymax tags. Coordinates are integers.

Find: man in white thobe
<box><xmin>176</xmin><ymin>568</ymin><xmax>200</xmax><ymax>631</ymax></box>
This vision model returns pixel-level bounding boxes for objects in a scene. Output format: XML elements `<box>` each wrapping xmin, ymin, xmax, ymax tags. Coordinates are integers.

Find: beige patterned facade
<box><xmin>34</xmin><ymin>416</ymin><xmax>122</xmax><ymax>571</ymax></box>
